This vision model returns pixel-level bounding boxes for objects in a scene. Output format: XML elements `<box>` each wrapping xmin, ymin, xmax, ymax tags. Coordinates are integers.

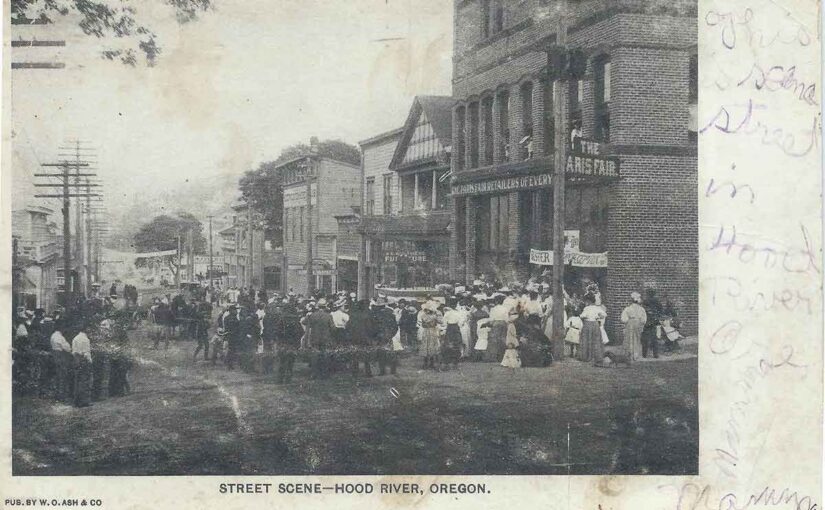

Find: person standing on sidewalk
<box><xmin>641</xmin><ymin>288</ymin><xmax>663</xmax><ymax>359</ymax></box>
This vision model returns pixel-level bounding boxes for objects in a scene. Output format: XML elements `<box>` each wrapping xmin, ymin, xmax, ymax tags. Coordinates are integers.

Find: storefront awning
<box><xmin>359</xmin><ymin>212</ymin><xmax>451</xmax><ymax>237</ymax></box>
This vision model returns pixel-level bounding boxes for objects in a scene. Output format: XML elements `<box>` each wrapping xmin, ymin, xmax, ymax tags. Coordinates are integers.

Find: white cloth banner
<box><xmin>133</xmin><ymin>249</ymin><xmax>178</xmax><ymax>259</ymax></box>
<box><xmin>529</xmin><ymin>248</ymin><xmax>608</xmax><ymax>268</ymax></box>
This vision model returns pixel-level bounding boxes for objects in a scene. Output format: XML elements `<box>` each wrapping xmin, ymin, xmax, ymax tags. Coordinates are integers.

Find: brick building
<box><xmin>280</xmin><ymin>155</ymin><xmax>361</xmax><ymax>296</ymax></box>
<box><xmin>449</xmin><ymin>0</ymin><xmax>698</xmax><ymax>335</ymax></box>
<box><xmin>357</xmin><ymin>96</ymin><xmax>455</xmax><ymax>300</ymax></box>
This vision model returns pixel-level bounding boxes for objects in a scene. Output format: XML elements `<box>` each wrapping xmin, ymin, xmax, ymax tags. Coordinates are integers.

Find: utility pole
<box><xmin>175</xmin><ymin>235</ymin><xmax>182</xmax><ymax>286</ymax></box>
<box><xmin>305</xmin><ymin>157</ymin><xmax>314</xmax><ymax>295</ymax></box>
<box><xmin>85</xmin><ymin>177</ymin><xmax>93</xmax><ymax>292</ymax></box>
<box><xmin>247</xmin><ymin>203</ymin><xmax>254</xmax><ymax>289</ymax></box>
<box><xmin>207</xmin><ymin>215</ymin><xmax>214</xmax><ymax>289</ymax></box>
<box><xmin>187</xmin><ymin>228</ymin><xmax>194</xmax><ymax>282</ymax></box>
<box><xmin>551</xmin><ymin>0</ymin><xmax>569</xmax><ymax>361</ymax></box>
<box><xmin>34</xmin><ymin>161</ymin><xmax>95</xmax><ymax>309</ymax></box>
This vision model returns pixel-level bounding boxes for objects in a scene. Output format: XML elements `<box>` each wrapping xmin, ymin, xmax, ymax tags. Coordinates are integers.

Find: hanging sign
<box><xmin>530</xmin><ymin>248</ymin><xmax>608</xmax><ymax>267</ymax></box>
<box><xmin>566</xmin><ymin>138</ymin><xmax>620</xmax><ymax>179</ymax></box>
<box><xmin>563</xmin><ymin>230</ymin><xmax>580</xmax><ymax>252</ymax></box>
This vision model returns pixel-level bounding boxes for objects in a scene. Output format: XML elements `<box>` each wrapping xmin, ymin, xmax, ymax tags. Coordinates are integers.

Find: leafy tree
<box><xmin>133</xmin><ymin>212</ymin><xmax>206</xmax><ymax>279</ymax></box>
<box><xmin>238</xmin><ymin>139</ymin><xmax>361</xmax><ymax>246</ymax></box>
<box><xmin>10</xmin><ymin>0</ymin><xmax>212</xmax><ymax>66</ymax></box>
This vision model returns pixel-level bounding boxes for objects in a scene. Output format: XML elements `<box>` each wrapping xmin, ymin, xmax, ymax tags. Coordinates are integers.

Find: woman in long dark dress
<box><xmin>483</xmin><ymin>295</ymin><xmax>509</xmax><ymax>363</ymax></box>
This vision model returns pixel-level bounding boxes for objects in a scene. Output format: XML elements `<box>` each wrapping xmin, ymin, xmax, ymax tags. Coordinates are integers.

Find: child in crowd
<box><xmin>564</xmin><ymin>305</ymin><xmax>583</xmax><ymax>358</ymax></box>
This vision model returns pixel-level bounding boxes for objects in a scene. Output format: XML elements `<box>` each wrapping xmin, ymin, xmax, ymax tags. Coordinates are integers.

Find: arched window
<box><xmin>456</xmin><ymin>105</ymin><xmax>466</xmax><ymax>170</ymax></box>
<box><xmin>594</xmin><ymin>56</ymin><xmax>611</xmax><ymax>142</ymax></box>
<box><xmin>520</xmin><ymin>81</ymin><xmax>534</xmax><ymax>159</ymax></box>
<box><xmin>482</xmin><ymin>96</ymin><xmax>494</xmax><ymax>165</ymax></box>
<box><xmin>468</xmin><ymin>101</ymin><xmax>480</xmax><ymax>168</ymax></box>
<box><xmin>497</xmin><ymin>89</ymin><xmax>510</xmax><ymax>161</ymax></box>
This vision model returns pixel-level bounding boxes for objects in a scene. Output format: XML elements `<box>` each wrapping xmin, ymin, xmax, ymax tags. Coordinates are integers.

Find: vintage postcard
<box><xmin>0</xmin><ymin>0</ymin><xmax>820</xmax><ymax>508</ymax></box>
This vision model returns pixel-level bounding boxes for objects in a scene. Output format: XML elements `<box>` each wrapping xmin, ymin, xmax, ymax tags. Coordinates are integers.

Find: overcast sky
<box><xmin>11</xmin><ymin>0</ymin><xmax>453</xmax><ymax>228</ymax></box>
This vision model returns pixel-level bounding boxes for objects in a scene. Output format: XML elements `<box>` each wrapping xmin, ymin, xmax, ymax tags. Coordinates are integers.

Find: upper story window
<box><xmin>544</xmin><ymin>80</ymin><xmax>555</xmax><ymax>155</ymax></box>
<box><xmin>482</xmin><ymin>0</ymin><xmax>504</xmax><ymax>39</ymax></box>
<box><xmin>594</xmin><ymin>57</ymin><xmax>611</xmax><ymax>142</ymax></box>
<box><xmin>689</xmin><ymin>54</ymin><xmax>698</xmax><ymax>144</ymax></box>
<box><xmin>482</xmin><ymin>96</ymin><xmax>494</xmax><ymax>166</ymax></box>
<box><xmin>569</xmin><ymin>79</ymin><xmax>583</xmax><ymax>149</ymax></box>
<box><xmin>365</xmin><ymin>177</ymin><xmax>375</xmax><ymax>216</ymax></box>
<box><xmin>456</xmin><ymin>106</ymin><xmax>466</xmax><ymax>170</ymax></box>
<box><xmin>468</xmin><ymin>101</ymin><xmax>480</xmax><ymax>169</ymax></box>
<box><xmin>382</xmin><ymin>174</ymin><xmax>393</xmax><ymax>215</ymax></box>
<box><xmin>519</xmin><ymin>81</ymin><xmax>534</xmax><ymax>160</ymax></box>
<box><xmin>497</xmin><ymin>89</ymin><xmax>510</xmax><ymax>160</ymax></box>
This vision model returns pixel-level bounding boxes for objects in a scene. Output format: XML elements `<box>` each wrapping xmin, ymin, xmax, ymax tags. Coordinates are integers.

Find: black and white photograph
<box><xmin>10</xmin><ymin>0</ymin><xmax>701</xmax><ymax>478</ymax></box>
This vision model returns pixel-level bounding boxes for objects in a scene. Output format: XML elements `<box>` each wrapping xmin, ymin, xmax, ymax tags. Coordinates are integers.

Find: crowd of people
<box><xmin>12</xmin><ymin>277</ymin><xmax>686</xmax><ymax>404</ymax></box>
<box><xmin>181</xmin><ymin>276</ymin><xmax>685</xmax><ymax>384</ymax></box>
<box><xmin>12</xmin><ymin>295</ymin><xmax>135</xmax><ymax>407</ymax></box>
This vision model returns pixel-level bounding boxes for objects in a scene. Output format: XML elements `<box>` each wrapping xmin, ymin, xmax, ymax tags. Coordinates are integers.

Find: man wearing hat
<box><xmin>347</xmin><ymin>299</ymin><xmax>376</xmax><ymax>377</ymax></box>
<box><xmin>331</xmin><ymin>299</ymin><xmax>350</xmax><ymax>345</ymax></box>
<box><xmin>397</xmin><ymin>299</ymin><xmax>418</xmax><ymax>352</ymax></box>
<box><xmin>305</xmin><ymin>298</ymin><xmax>335</xmax><ymax>379</ymax></box>
<box><xmin>371</xmin><ymin>296</ymin><xmax>399</xmax><ymax>376</ymax></box>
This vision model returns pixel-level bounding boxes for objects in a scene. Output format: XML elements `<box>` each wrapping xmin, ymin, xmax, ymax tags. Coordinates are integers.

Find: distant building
<box><xmin>358</xmin><ymin>96</ymin><xmax>455</xmax><ymax>300</ymax></box>
<box><xmin>334</xmin><ymin>211</ymin><xmax>361</xmax><ymax>294</ymax></box>
<box><xmin>280</xmin><ymin>155</ymin><xmax>361</xmax><ymax>296</ymax></box>
<box><xmin>12</xmin><ymin>206</ymin><xmax>60</xmax><ymax>311</ymax></box>
<box><xmin>219</xmin><ymin>204</ymin><xmax>269</xmax><ymax>289</ymax></box>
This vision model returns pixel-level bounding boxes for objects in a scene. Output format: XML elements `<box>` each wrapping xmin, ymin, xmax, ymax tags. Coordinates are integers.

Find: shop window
<box><xmin>456</xmin><ymin>105</ymin><xmax>466</xmax><ymax>170</ymax></box>
<box><xmin>689</xmin><ymin>54</ymin><xmax>698</xmax><ymax>144</ymax></box>
<box><xmin>365</xmin><ymin>177</ymin><xmax>375</xmax><ymax>216</ymax></box>
<box><xmin>594</xmin><ymin>58</ymin><xmax>611</xmax><ymax>142</ymax></box>
<box><xmin>544</xmin><ymin>80</ymin><xmax>555</xmax><ymax>155</ymax></box>
<box><xmin>569</xmin><ymin>79</ymin><xmax>583</xmax><ymax>149</ymax></box>
<box><xmin>497</xmin><ymin>89</ymin><xmax>510</xmax><ymax>161</ymax></box>
<box><xmin>382</xmin><ymin>174</ymin><xmax>393</xmax><ymax>215</ymax></box>
<box><xmin>482</xmin><ymin>96</ymin><xmax>494</xmax><ymax>165</ymax></box>
<box><xmin>519</xmin><ymin>81</ymin><xmax>534</xmax><ymax>160</ymax></box>
<box><xmin>468</xmin><ymin>101</ymin><xmax>480</xmax><ymax>168</ymax></box>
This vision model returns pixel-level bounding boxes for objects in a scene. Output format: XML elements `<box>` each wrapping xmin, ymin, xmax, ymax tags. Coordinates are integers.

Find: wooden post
<box><xmin>551</xmin><ymin>2</ymin><xmax>568</xmax><ymax>360</ymax></box>
<box><xmin>62</xmin><ymin>164</ymin><xmax>72</xmax><ymax>308</ymax></box>
<box><xmin>305</xmin><ymin>158</ymin><xmax>314</xmax><ymax>295</ymax></box>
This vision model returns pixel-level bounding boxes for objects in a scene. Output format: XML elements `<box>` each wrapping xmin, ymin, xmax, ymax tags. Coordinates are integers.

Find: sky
<box><xmin>10</xmin><ymin>0</ymin><xmax>454</xmax><ymax>239</ymax></box>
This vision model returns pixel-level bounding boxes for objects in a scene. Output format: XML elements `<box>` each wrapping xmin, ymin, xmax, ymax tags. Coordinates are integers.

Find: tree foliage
<box><xmin>10</xmin><ymin>0</ymin><xmax>212</xmax><ymax>66</ymax></box>
<box><xmin>134</xmin><ymin>212</ymin><xmax>206</xmax><ymax>254</ymax></box>
<box><xmin>238</xmin><ymin>139</ymin><xmax>361</xmax><ymax>246</ymax></box>
<box><xmin>133</xmin><ymin>212</ymin><xmax>206</xmax><ymax>276</ymax></box>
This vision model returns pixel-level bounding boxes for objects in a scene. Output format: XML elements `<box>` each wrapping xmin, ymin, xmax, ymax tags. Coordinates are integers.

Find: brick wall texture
<box><xmin>450</xmin><ymin>0</ymin><xmax>698</xmax><ymax>336</ymax></box>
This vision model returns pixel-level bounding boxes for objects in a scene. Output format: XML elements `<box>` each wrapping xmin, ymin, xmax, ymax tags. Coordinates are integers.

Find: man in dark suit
<box><xmin>305</xmin><ymin>299</ymin><xmax>335</xmax><ymax>379</ymax></box>
<box><xmin>372</xmin><ymin>297</ymin><xmax>399</xmax><ymax>376</ymax></box>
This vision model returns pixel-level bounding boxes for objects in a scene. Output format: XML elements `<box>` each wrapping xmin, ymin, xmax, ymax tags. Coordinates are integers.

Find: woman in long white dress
<box><xmin>620</xmin><ymin>292</ymin><xmax>647</xmax><ymax>360</ymax></box>
<box><xmin>457</xmin><ymin>302</ymin><xmax>472</xmax><ymax>358</ymax></box>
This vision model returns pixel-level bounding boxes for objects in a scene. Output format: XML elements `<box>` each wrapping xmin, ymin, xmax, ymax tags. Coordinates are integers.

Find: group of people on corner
<box><xmin>174</xmin><ymin>275</ymin><xmax>686</xmax><ymax>386</ymax></box>
<box><xmin>12</xmin><ymin>298</ymin><xmax>134</xmax><ymax>408</ymax></box>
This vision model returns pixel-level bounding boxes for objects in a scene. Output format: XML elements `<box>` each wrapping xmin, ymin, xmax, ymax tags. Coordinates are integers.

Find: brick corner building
<box><xmin>450</xmin><ymin>0</ymin><xmax>698</xmax><ymax>336</ymax></box>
